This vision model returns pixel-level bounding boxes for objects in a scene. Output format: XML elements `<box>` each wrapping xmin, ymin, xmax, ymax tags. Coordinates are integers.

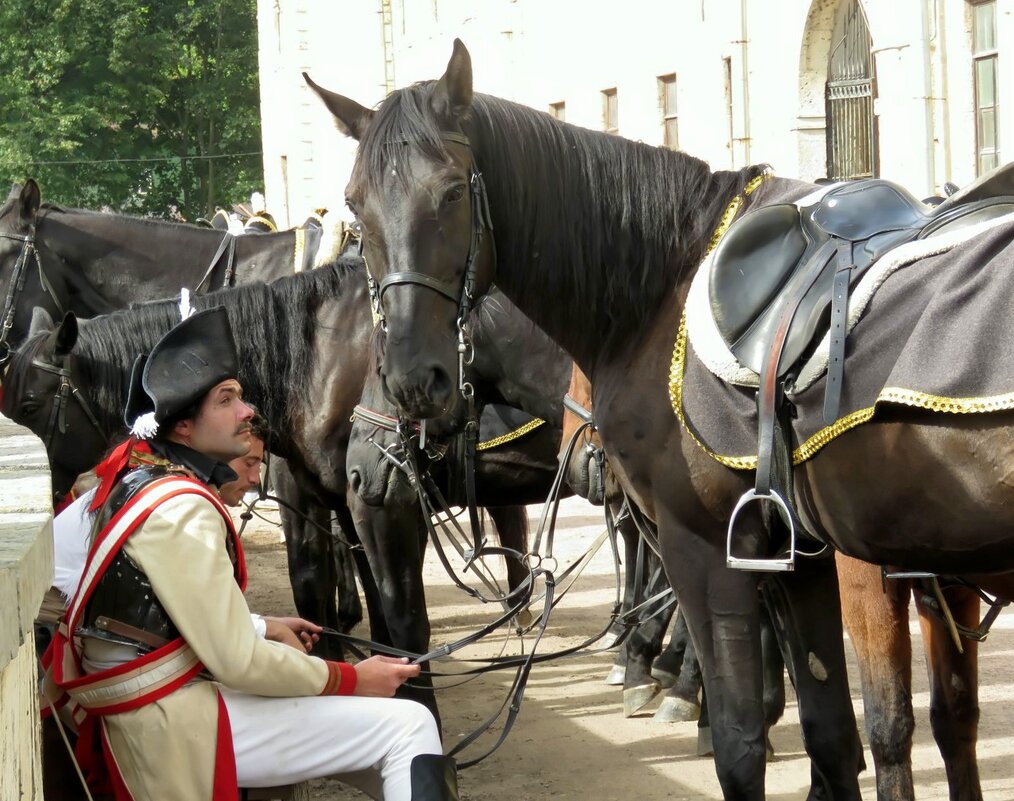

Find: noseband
<box><xmin>28</xmin><ymin>354</ymin><xmax>104</xmax><ymax>453</ymax></box>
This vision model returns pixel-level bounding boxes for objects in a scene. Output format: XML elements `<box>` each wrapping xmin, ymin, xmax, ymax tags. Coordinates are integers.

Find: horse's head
<box><xmin>306</xmin><ymin>39</ymin><xmax>495</xmax><ymax>420</ymax></box>
<box><xmin>1</xmin><ymin>308</ymin><xmax>108</xmax><ymax>502</ymax></box>
<box><xmin>0</xmin><ymin>181</ymin><xmax>64</xmax><ymax>361</ymax></box>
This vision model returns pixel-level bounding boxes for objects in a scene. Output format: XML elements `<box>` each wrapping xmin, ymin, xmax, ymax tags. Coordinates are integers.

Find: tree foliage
<box><xmin>0</xmin><ymin>0</ymin><xmax>262</xmax><ymax>219</ymax></box>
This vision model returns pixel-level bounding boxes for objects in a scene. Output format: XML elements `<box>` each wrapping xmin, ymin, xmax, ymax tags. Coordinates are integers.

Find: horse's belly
<box><xmin>799</xmin><ymin>412</ymin><xmax>1014</xmax><ymax>573</ymax></box>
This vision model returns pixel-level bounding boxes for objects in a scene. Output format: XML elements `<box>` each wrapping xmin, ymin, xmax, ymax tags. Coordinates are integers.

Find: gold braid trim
<box><xmin>667</xmin><ymin>172</ymin><xmax>770</xmax><ymax>469</ymax></box>
<box><xmin>246</xmin><ymin>214</ymin><xmax>278</xmax><ymax>232</ymax></box>
<box><xmin>669</xmin><ymin>308</ymin><xmax>1014</xmax><ymax>470</ymax></box>
<box><xmin>294</xmin><ymin>227</ymin><xmax>306</xmax><ymax>272</ymax></box>
<box><xmin>476</xmin><ymin>418</ymin><xmax>546</xmax><ymax>451</ymax></box>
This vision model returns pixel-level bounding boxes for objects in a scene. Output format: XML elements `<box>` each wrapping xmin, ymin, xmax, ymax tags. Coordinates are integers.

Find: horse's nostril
<box><xmin>426</xmin><ymin>364</ymin><xmax>453</xmax><ymax>405</ymax></box>
<box><xmin>348</xmin><ymin>467</ymin><xmax>362</xmax><ymax>494</ymax></box>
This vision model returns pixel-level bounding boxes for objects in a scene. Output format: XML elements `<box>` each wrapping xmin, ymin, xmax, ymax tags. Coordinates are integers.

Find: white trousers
<box><xmin>222</xmin><ymin>688</ymin><xmax>443</xmax><ymax>801</ymax></box>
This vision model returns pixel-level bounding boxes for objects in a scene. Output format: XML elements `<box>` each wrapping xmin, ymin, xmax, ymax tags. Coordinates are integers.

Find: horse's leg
<box><xmin>270</xmin><ymin>460</ymin><xmax>345</xmax><ymax>661</ymax></box>
<box><xmin>651</xmin><ymin>608</ymin><xmax>683</xmax><ymax>687</ymax></box>
<box><xmin>654</xmin><ymin>610</ymin><xmax>704</xmax><ymax>723</ymax></box>
<box><xmin>347</xmin><ymin>492</ymin><xmax>440</xmax><ymax>728</ymax></box>
<box><xmin>622</xmin><ymin>546</ymin><xmax>673</xmax><ymax>717</ymax></box>
<box><xmin>606</xmin><ymin>507</ymin><xmax>640</xmax><ymax>684</ymax></box>
<box><xmin>659</xmin><ymin>516</ymin><xmax>767</xmax><ymax>799</ymax></box>
<box><xmin>331</xmin><ymin>517</ymin><xmax>365</xmax><ymax>633</ymax></box>
<box><xmin>334</xmin><ymin>501</ymin><xmax>392</xmax><ymax>650</ymax></box>
<box><xmin>837</xmin><ymin>553</ymin><xmax>915</xmax><ymax>801</ymax></box>
<box><xmin>758</xmin><ymin>597</ymin><xmax>785</xmax><ymax>754</ymax></box>
<box><xmin>763</xmin><ymin>555</ymin><xmax>863</xmax><ymax>801</ymax></box>
<box><xmin>914</xmin><ymin>583</ymin><xmax>983</xmax><ymax>801</ymax></box>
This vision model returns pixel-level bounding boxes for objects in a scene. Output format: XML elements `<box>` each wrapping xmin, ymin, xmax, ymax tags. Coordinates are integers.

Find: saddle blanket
<box><xmin>674</xmin><ymin>210</ymin><xmax>1014</xmax><ymax>469</ymax></box>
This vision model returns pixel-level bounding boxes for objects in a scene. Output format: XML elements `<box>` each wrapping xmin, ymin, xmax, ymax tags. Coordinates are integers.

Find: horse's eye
<box><xmin>346</xmin><ymin>199</ymin><xmax>359</xmax><ymax>215</ymax></box>
<box><xmin>444</xmin><ymin>185</ymin><xmax>465</xmax><ymax>205</ymax></box>
<box><xmin>19</xmin><ymin>401</ymin><xmax>41</xmax><ymax>416</ymax></box>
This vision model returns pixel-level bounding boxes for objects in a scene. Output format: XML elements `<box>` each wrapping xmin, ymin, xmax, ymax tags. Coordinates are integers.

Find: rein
<box><xmin>28</xmin><ymin>354</ymin><xmax>105</xmax><ymax>451</ymax></box>
<box><xmin>0</xmin><ymin>228</ymin><xmax>62</xmax><ymax>365</ymax></box>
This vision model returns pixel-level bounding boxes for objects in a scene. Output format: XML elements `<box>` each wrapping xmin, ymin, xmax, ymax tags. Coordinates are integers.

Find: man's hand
<box><xmin>263</xmin><ymin>616</ymin><xmax>322</xmax><ymax>653</ymax></box>
<box><xmin>353</xmin><ymin>655</ymin><xmax>421</xmax><ymax>697</ymax></box>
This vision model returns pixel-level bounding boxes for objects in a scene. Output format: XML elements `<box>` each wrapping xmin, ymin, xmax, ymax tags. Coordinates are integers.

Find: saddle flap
<box><xmin>709</xmin><ymin>204</ymin><xmax>808</xmax><ymax>347</ymax></box>
<box><xmin>811</xmin><ymin>180</ymin><xmax>930</xmax><ymax>240</ymax></box>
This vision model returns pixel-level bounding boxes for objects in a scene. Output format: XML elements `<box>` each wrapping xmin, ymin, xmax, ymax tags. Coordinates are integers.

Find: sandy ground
<box><xmin>236</xmin><ymin>496</ymin><xmax>1014</xmax><ymax>801</ymax></box>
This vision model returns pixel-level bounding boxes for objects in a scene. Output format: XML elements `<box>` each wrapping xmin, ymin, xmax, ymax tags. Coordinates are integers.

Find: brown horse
<box><xmin>306</xmin><ymin>41</ymin><xmax>1014</xmax><ymax>799</ymax></box>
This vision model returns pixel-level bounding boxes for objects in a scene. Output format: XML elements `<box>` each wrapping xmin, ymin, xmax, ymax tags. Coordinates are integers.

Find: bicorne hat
<box><xmin>123</xmin><ymin>306</ymin><xmax>239</xmax><ymax>439</ymax></box>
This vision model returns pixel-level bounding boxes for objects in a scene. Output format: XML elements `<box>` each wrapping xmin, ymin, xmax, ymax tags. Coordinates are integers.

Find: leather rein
<box><xmin>0</xmin><ymin>227</ymin><xmax>64</xmax><ymax>366</ymax></box>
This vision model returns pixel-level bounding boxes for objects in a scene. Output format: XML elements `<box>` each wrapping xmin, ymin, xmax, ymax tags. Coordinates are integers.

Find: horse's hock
<box><xmin>0</xmin><ymin>414</ymin><xmax>53</xmax><ymax>801</ymax></box>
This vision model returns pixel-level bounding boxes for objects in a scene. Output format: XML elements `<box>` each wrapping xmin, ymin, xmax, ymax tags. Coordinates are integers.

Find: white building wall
<box><xmin>258</xmin><ymin>0</ymin><xmax>1006</xmax><ymax>226</ymax></box>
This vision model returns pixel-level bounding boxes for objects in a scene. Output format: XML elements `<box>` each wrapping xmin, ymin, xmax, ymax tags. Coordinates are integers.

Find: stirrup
<box><xmin>726</xmin><ymin>489</ymin><xmax>797</xmax><ymax>572</ymax></box>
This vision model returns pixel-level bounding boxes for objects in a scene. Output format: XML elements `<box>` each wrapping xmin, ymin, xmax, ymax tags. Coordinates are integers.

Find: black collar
<box><xmin>149</xmin><ymin>439</ymin><xmax>238</xmax><ymax>488</ymax></box>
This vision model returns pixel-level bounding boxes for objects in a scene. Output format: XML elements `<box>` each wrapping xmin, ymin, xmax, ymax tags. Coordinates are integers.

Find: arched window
<box><xmin>825</xmin><ymin>0</ymin><xmax>878</xmax><ymax>180</ymax></box>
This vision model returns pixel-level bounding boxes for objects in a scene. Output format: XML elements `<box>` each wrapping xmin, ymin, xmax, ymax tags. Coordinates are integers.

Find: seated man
<box><xmin>44</xmin><ymin>306</ymin><xmax>456</xmax><ymax>801</ymax></box>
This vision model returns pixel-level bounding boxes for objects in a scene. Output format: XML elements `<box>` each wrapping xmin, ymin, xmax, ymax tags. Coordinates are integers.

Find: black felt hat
<box><xmin>123</xmin><ymin>306</ymin><xmax>239</xmax><ymax>438</ymax></box>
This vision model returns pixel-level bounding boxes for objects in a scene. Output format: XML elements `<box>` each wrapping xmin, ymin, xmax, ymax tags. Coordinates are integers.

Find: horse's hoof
<box><xmin>650</xmin><ymin>666</ymin><xmax>678</xmax><ymax>689</ymax></box>
<box><xmin>696</xmin><ymin>725</ymin><xmax>713</xmax><ymax>757</ymax></box>
<box><xmin>652</xmin><ymin>695</ymin><xmax>701</xmax><ymax>723</ymax></box>
<box><xmin>604</xmin><ymin>664</ymin><xmax>626</xmax><ymax>685</ymax></box>
<box><xmin>601</xmin><ymin>629</ymin><xmax>622</xmax><ymax>648</ymax></box>
<box><xmin>514</xmin><ymin>608</ymin><xmax>534</xmax><ymax>629</ymax></box>
<box><xmin>622</xmin><ymin>683</ymin><xmax>662</xmax><ymax>717</ymax></box>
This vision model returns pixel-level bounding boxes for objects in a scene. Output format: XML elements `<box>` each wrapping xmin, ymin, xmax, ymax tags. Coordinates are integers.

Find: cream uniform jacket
<box><xmin>91</xmin><ymin>489</ymin><xmax>353</xmax><ymax>800</ymax></box>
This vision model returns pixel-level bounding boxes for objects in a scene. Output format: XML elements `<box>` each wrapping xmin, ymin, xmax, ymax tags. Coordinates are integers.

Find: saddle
<box><xmin>710</xmin><ymin>163</ymin><xmax>1014</xmax><ymax>571</ymax></box>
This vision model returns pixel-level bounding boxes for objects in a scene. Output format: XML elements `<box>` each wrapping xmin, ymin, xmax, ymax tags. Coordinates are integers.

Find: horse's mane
<box><xmin>354</xmin><ymin>83</ymin><xmax>767</xmax><ymax>353</ymax></box>
<box><xmin>61</xmin><ymin>255</ymin><xmax>363</xmax><ymax>431</ymax></box>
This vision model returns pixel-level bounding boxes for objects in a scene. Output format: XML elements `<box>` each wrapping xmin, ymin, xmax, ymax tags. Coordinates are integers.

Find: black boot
<box><xmin>410</xmin><ymin>754</ymin><xmax>458</xmax><ymax>801</ymax></box>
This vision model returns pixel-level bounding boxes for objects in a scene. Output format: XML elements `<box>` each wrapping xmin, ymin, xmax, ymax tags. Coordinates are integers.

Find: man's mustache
<box><xmin>235</xmin><ymin>423</ymin><xmax>252</xmax><ymax>435</ymax></box>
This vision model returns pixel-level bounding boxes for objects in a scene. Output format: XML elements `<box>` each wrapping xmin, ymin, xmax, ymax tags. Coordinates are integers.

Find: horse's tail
<box><xmin>486</xmin><ymin>505</ymin><xmax>530</xmax><ymax>594</ymax></box>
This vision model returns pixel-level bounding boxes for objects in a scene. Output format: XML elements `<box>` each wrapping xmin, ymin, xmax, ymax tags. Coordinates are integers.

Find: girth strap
<box><xmin>824</xmin><ymin>241</ymin><xmax>855</xmax><ymax>423</ymax></box>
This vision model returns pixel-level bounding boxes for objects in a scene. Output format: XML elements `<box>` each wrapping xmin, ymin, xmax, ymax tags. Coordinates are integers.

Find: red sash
<box><xmin>43</xmin><ymin>474</ymin><xmax>246</xmax><ymax>800</ymax></box>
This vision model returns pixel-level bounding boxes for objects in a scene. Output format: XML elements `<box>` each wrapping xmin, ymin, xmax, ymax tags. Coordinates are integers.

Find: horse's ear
<box><xmin>54</xmin><ymin>312</ymin><xmax>78</xmax><ymax>357</ymax></box>
<box><xmin>303</xmin><ymin>73</ymin><xmax>374</xmax><ymax>141</ymax></box>
<box><xmin>28</xmin><ymin>306</ymin><xmax>55</xmax><ymax>339</ymax></box>
<box><xmin>430</xmin><ymin>38</ymin><xmax>473</xmax><ymax>122</ymax></box>
<box><xmin>19</xmin><ymin>179</ymin><xmax>41</xmax><ymax>225</ymax></box>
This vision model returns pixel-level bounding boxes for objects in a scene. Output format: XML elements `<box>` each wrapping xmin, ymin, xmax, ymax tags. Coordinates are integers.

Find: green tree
<box><xmin>0</xmin><ymin>0</ymin><xmax>262</xmax><ymax>219</ymax></box>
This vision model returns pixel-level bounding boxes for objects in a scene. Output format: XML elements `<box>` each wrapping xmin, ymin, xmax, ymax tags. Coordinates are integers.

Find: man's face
<box><xmin>173</xmin><ymin>379</ymin><xmax>254</xmax><ymax>463</ymax></box>
<box><xmin>219</xmin><ymin>436</ymin><xmax>265</xmax><ymax>507</ymax></box>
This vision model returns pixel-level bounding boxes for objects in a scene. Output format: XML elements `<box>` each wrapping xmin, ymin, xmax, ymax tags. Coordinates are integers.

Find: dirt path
<box><xmin>237</xmin><ymin>497</ymin><xmax>1014</xmax><ymax>801</ymax></box>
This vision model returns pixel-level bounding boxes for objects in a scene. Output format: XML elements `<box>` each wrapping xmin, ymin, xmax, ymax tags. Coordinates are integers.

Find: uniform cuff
<box><xmin>321</xmin><ymin>661</ymin><xmax>357</xmax><ymax>696</ymax></box>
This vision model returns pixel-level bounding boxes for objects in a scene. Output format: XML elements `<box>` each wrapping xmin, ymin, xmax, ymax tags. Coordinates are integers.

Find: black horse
<box><xmin>3</xmin><ymin>262</ymin><xmax>377</xmax><ymax>651</ymax></box>
<box><xmin>307</xmin><ymin>42</ymin><xmax>870</xmax><ymax>799</ymax></box>
<box><xmin>312</xmin><ymin>39</ymin><xmax>1014</xmax><ymax>798</ymax></box>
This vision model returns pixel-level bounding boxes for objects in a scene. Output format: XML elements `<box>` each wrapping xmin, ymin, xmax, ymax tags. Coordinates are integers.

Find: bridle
<box><xmin>27</xmin><ymin>351</ymin><xmax>104</xmax><ymax>453</ymax></box>
<box><xmin>361</xmin><ymin>130</ymin><xmax>496</xmax><ymax>559</ymax></box>
<box><xmin>0</xmin><ymin>226</ymin><xmax>62</xmax><ymax>366</ymax></box>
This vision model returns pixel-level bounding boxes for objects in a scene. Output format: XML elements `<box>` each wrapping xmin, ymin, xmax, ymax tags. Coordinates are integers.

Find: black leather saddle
<box><xmin>709</xmin><ymin>163</ymin><xmax>1014</xmax><ymax>571</ymax></box>
<box><xmin>711</xmin><ymin>173</ymin><xmax>1014</xmax><ymax>380</ymax></box>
